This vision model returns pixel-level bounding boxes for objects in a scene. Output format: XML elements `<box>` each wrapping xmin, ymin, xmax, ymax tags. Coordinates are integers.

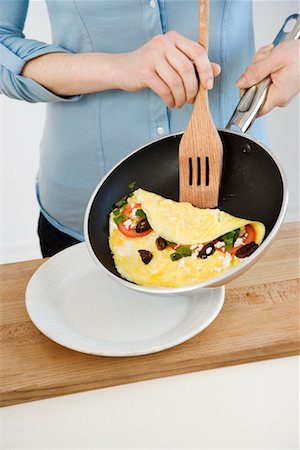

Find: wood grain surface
<box><xmin>1</xmin><ymin>222</ymin><xmax>299</xmax><ymax>407</ymax></box>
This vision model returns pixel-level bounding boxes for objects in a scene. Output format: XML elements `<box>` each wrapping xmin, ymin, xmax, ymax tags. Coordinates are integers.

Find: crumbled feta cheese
<box><xmin>123</xmin><ymin>219</ymin><xmax>132</xmax><ymax>229</ymax></box>
<box><xmin>178</xmin><ymin>259</ymin><xmax>186</xmax><ymax>268</ymax></box>
<box><xmin>197</xmin><ymin>243</ymin><xmax>203</xmax><ymax>251</ymax></box>
<box><xmin>130</xmin><ymin>208</ymin><xmax>138</xmax><ymax>218</ymax></box>
<box><xmin>215</xmin><ymin>241</ymin><xmax>225</xmax><ymax>249</ymax></box>
<box><xmin>234</xmin><ymin>237</ymin><xmax>244</xmax><ymax>247</ymax></box>
<box><xmin>222</xmin><ymin>252</ymin><xmax>232</xmax><ymax>268</ymax></box>
<box><xmin>191</xmin><ymin>252</ymin><xmax>198</xmax><ymax>260</ymax></box>
<box><xmin>206</xmin><ymin>247</ymin><xmax>212</xmax><ymax>255</ymax></box>
<box><xmin>130</xmin><ymin>203</ymin><xmax>135</xmax><ymax>209</ymax></box>
<box><xmin>190</xmin><ymin>245</ymin><xmax>198</xmax><ymax>250</ymax></box>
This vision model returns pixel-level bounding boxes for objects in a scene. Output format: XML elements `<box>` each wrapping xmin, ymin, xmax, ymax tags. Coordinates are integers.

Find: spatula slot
<box><xmin>205</xmin><ymin>156</ymin><xmax>209</xmax><ymax>186</ymax></box>
<box><xmin>189</xmin><ymin>157</ymin><xmax>193</xmax><ymax>185</ymax></box>
<box><xmin>197</xmin><ymin>157</ymin><xmax>201</xmax><ymax>185</ymax></box>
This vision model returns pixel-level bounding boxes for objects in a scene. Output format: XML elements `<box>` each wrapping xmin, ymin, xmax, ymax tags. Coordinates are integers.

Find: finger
<box><xmin>188</xmin><ymin>63</ymin><xmax>221</xmax><ymax>103</ymax></box>
<box><xmin>155</xmin><ymin>57</ymin><xmax>186</xmax><ymax>108</ymax></box>
<box><xmin>147</xmin><ymin>72</ymin><xmax>175</xmax><ymax>108</ymax></box>
<box><xmin>257</xmin><ymin>73</ymin><xmax>295</xmax><ymax>117</ymax></box>
<box><xmin>211</xmin><ymin>62</ymin><xmax>221</xmax><ymax>77</ymax></box>
<box><xmin>256</xmin><ymin>83</ymin><xmax>280</xmax><ymax>116</ymax></box>
<box><xmin>252</xmin><ymin>44</ymin><xmax>274</xmax><ymax>64</ymax></box>
<box><xmin>166</xmin><ymin>47</ymin><xmax>198</xmax><ymax>103</ymax></box>
<box><xmin>237</xmin><ymin>44</ymin><xmax>274</xmax><ymax>90</ymax></box>
<box><xmin>172</xmin><ymin>33</ymin><xmax>214</xmax><ymax>89</ymax></box>
<box><xmin>236</xmin><ymin>52</ymin><xmax>280</xmax><ymax>89</ymax></box>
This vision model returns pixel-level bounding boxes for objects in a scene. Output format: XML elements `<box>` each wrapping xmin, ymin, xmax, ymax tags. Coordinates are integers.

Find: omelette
<box><xmin>108</xmin><ymin>188</ymin><xmax>265</xmax><ymax>288</ymax></box>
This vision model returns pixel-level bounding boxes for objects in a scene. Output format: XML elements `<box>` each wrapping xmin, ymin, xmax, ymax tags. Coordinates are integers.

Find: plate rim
<box><xmin>25</xmin><ymin>243</ymin><xmax>225</xmax><ymax>357</ymax></box>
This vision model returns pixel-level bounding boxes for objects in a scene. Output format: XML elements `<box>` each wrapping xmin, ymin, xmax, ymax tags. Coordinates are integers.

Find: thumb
<box><xmin>236</xmin><ymin>53</ymin><xmax>279</xmax><ymax>89</ymax></box>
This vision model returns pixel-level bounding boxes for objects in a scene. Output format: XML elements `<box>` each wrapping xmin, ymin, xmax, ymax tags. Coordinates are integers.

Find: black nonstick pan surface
<box><xmin>85</xmin><ymin>129</ymin><xmax>285</xmax><ymax>280</ymax></box>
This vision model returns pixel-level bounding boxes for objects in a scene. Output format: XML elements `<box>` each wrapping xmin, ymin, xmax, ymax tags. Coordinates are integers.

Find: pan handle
<box><xmin>226</xmin><ymin>13</ymin><xmax>300</xmax><ymax>134</ymax></box>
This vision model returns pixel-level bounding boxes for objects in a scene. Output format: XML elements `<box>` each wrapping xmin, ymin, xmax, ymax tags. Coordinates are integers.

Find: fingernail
<box><xmin>207</xmin><ymin>78</ymin><xmax>213</xmax><ymax>90</ymax></box>
<box><xmin>236</xmin><ymin>75</ymin><xmax>246</xmax><ymax>87</ymax></box>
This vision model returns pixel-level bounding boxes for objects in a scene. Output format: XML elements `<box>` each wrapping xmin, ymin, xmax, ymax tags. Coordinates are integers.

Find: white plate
<box><xmin>25</xmin><ymin>243</ymin><xmax>225</xmax><ymax>357</ymax></box>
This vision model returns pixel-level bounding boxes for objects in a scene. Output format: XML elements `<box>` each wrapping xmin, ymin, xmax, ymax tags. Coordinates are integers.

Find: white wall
<box><xmin>1</xmin><ymin>0</ymin><xmax>299</xmax><ymax>263</ymax></box>
<box><xmin>1</xmin><ymin>1</ymin><xmax>49</xmax><ymax>263</ymax></box>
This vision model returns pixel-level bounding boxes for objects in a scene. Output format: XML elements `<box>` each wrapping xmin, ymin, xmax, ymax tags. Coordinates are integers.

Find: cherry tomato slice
<box><xmin>122</xmin><ymin>203</ymin><xmax>141</xmax><ymax>217</ymax></box>
<box><xmin>117</xmin><ymin>222</ymin><xmax>152</xmax><ymax>238</ymax></box>
<box><xmin>117</xmin><ymin>203</ymin><xmax>152</xmax><ymax>238</ymax></box>
<box><xmin>229</xmin><ymin>224</ymin><xmax>256</xmax><ymax>256</ymax></box>
<box><xmin>243</xmin><ymin>224</ymin><xmax>256</xmax><ymax>244</ymax></box>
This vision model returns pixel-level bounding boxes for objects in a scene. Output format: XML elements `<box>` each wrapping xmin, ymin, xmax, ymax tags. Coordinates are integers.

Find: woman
<box><xmin>1</xmin><ymin>1</ymin><xmax>298</xmax><ymax>256</ymax></box>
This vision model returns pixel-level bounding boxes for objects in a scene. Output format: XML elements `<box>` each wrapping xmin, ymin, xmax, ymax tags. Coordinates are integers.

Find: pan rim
<box><xmin>84</xmin><ymin>129</ymin><xmax>288</xmax><ymax>295</ymax></box>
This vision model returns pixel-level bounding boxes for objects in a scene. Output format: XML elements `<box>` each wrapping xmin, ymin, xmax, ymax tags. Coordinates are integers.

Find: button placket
<box><xmin>143</xmin><ymin>0</ymin><xmax>169</xmax><ymax>140</ymax></box>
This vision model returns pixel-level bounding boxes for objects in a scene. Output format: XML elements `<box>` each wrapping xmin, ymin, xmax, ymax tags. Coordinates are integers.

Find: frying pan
<box><xmin>84</xmin><ymin>14</ymin><xmax>298</xmax><ymax>295</ymax></box>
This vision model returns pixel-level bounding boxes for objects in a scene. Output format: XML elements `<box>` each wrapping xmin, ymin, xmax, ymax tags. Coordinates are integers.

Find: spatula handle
<box><xmin>199</xmin><ymin>0</ymin><xmax>209</xmax><ymax>52</ymax></box>
<box><xmin>189</xmin><ymin>0</ymin><xmax>210</xmax><ymax>114</ymax></box>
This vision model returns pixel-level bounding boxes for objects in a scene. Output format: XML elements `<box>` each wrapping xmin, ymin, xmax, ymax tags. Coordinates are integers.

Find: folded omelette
<box><xmin>108</xmin><ymin>188</ymin><xmax>265</xmax><ymax>288</ymax></box>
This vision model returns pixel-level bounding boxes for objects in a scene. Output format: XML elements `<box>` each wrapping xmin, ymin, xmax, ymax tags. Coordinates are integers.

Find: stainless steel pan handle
<box><xmin>226</xmin><ymin>13</ymin><xmax>300</xmax><ymax>134</ymax></box>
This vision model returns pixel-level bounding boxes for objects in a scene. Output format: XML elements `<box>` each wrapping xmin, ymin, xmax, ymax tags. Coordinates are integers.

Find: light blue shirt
<box><xmin>0</xmin><ymin>0</ymin><xmax>267</xmax><ymax>240</ymax></box>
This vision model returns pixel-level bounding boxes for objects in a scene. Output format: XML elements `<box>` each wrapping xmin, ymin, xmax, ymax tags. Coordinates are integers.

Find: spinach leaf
<box><xmin>128</xmin><ymin>181</ymin><xmax>136</xmax><ymax>191</ymax></box>
<box><xmin>113</xmin><ymin>214</ymin><xmax>126</xmax><ymax>225</ymax></box>
<box><xmin>176</xmin><ymin>246</ymin><xmax>192</xmax><ymax>257</ymax></box>
<box><xmin>170</xmin><ymin>252</ymin><xmax>183</xmax><ymax>261</ymax></box>
<box><xmin>221</xmin><ymin>228</ymin><xmax>240</xmax><ymax>250</ymax></box>
<box><xmin>115</xmin><ymin>196</ymin><xmax>128</xmax><ymax>208</ymax></box>
<box><xmin>170</xmin><ymin>246</ymin><xmax>192</xmax><ymax>261</ymax></box>
<box><xmin>135</xmin><ymin>209</ymin><xmax>146</xmax><ymax>218</ymax></box>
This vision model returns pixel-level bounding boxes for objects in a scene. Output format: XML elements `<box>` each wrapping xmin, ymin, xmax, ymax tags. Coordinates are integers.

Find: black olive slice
<box><xmin>235</xmin><ymin>242</ymin><xmax>258</xmax><ymax>258</ymax></box>
<box><xmin>156</xmin><ymin>237</ymin><xmax>167</xmax><ymax>250</ymax></box>
<box><xmin>136</xmin><ymin>219</ymin><xmax>151</xmax><ymax>233</ymax></box>
<box><xmin>198</xmin><ymin>243</ymin><xmax>215</xmax><ymax>259</ymax></box>
<box><xmin>138</xmin><ymin>249</ymin><xmax>153</xmax><ymax>264</ymax></box>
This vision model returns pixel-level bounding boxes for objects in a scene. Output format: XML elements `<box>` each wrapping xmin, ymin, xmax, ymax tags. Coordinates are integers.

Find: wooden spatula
<box><xmin>179</xmin><ymin>0</ymin><xmax>223</xmax><ymax>208</ymax></box>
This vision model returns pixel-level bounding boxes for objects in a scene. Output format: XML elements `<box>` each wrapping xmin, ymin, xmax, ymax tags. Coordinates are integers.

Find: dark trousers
<box><xmin>38</xmin><ymin>213</ymin><xmax>81</xmax><ymax>258</ymax></box>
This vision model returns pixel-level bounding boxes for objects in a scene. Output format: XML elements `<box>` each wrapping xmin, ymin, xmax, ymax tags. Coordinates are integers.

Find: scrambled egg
<box><xmin>108</xmin><ymin>189</ymin><xmax>265</xmax><ymax>288</ymax></box>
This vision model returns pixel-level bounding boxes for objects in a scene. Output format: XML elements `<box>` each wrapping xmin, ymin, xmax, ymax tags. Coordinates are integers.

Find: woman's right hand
<box><xmin>21</xmin><ymin>31</ymin><xmax>220</xmax><ymax>102</ymax></box>
<box><xmin>114</xmin><ymin>31</ymin><xmax>221</xmax><ymax>108</ymax></box>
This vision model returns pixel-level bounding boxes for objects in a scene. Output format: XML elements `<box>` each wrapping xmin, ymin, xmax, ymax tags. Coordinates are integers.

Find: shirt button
<box><xmin>157</xmin><ymin>126</ymin><xmax>165</xmax><ymax>135</ymax></box>
<box><xmin>149</xmin><ymin>0</ymin><xmax>156</xmax><ymax>8</ymax></box>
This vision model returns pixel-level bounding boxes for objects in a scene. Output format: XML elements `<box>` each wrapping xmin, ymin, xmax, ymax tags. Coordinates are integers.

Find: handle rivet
<box><xmin>242</xmin><ymin>143</ymin><xmax>252</xmax><ymax>155</ymax></box>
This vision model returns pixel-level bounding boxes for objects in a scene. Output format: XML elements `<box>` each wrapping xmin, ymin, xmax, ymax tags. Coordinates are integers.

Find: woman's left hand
<box><xmin>236</xmin><ymin>40</ymin><xmax>300</xmax><ymax>116</ymax></box>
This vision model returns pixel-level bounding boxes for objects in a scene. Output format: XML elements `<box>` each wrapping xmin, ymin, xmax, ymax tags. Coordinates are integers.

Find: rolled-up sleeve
<box><xmin>0</xmin><ymin>0</ymin><xmax>81</xmax><ymax>103</ymax></box>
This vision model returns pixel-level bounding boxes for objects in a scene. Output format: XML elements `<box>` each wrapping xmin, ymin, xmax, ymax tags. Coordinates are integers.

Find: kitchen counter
<box><xmin>1</xmin><ymin>222</ymin><xmax>299</xmax><ymax>448</ymax></box>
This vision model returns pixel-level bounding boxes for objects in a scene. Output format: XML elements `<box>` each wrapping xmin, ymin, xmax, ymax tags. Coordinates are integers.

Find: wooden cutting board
<box><xmin>1</xmin><ymin>222</ymin><xmax>299</xmax><ymax>407</ymax></box>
